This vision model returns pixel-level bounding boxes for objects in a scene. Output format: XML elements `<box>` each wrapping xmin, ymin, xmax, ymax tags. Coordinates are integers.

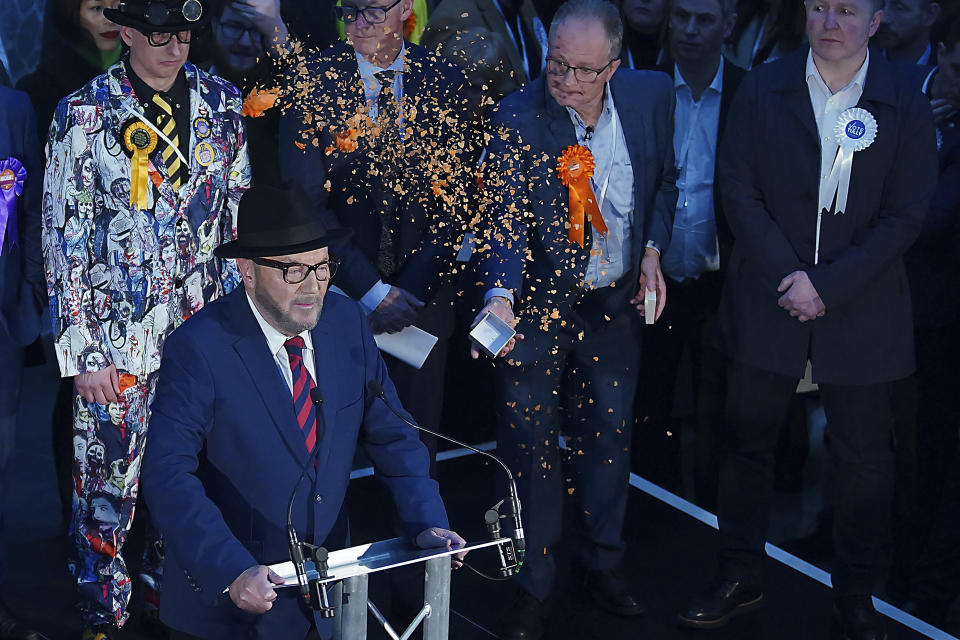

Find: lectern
<box><xmin>270</xmin><ymin>536</ymin><xmax>518</xmax><ymax>640</ymax></box>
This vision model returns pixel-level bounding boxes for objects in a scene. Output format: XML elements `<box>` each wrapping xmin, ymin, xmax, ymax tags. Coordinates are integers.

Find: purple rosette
<box><xmin>0</xmin><ymin>157</ymin><xmax>27</xmax><ymax>255</ymax></box>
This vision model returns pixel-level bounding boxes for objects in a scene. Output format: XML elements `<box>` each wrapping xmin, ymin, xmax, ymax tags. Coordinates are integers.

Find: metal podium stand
<box><xmin>269</xmin><ymin>537</ymin><xmax>516</xmax><ymax>640</ymax></box>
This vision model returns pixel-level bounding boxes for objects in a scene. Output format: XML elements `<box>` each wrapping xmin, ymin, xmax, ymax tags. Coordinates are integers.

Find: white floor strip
<box><xmin>628</xmin><ymin>472</ymin><xmax>959</xmax><ymax>640</ymax></box>
<box><xmin>350</xmin><ymin>441</ymin><xmax>957</xmax><ymax>639</ymax></box>
<box><xmin>451</xmin><ymin>607</ymin><xmax>500</xmax><ymax>638</ymax></box>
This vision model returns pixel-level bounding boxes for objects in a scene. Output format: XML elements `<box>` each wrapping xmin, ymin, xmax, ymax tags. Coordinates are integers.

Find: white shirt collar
<box><xmin>805</xmin><ymin>48</ymin><xmax>870</xmax><ymax>96</ymax></box>
<box><xmin>245</xmin><ymin>292</ymin><xmax>314</xmax><ymax>357</ymax></box>
<box><xmin>674</xmin><ymin>59</ymin><xmax>724</xmax><ymax>95</ymax></box>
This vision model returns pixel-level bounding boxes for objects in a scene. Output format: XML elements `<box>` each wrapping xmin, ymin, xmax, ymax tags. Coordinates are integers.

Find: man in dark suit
<box><xmin>634</xmin><ymin>0</ymin><xmax>745</xmax><ymax>505</ymax></box>
<box><xmin>278</xmin><ymin>0</ymin><xmax>480</xmax><ymax>471</ymax></box>
<box><xmin>474</xmin><ymin>0</ymin><xmax>676</xmax><ymax>636</ymax></box>
<box><xmin>677</xmin><ymin>0</ymin><xmax>938</xmax><ymax>637</ymax></box>
<box><xmin>873</xmin><ymin>0</ymin><xmax>940</xmax><ymax>65</ymax></box>
<box><xmin>421</xmin><ymin>0</ymin><xmax>548</xmax><ymax>101</ymax></box>
<box><xmin>0</xmin><ymin>85</ymin><xmax>47</xmax><ymax>640</ymax></box>
<box><xmin>891</xmin><ymin>15</ymin><xmax>960</xmax><ymax>606</ymax></box>
<box><xmin>142</xmin><ymin>185</ymin><xmax>464</xmax><ymax>640</ymax></box>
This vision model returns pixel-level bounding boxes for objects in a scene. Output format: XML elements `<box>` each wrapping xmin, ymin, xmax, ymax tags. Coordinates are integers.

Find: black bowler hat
<box><xmin>214</xmin><ymin>186</ymin><xmax>352</xmax><ymax>259</ymax></box>
<box><xmin>105</xmin><ymin>0</ymin><xmax>210</xmax><ymax>33</ymax></box>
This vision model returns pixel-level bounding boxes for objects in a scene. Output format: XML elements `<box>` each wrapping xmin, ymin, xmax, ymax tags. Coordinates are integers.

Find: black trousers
<box><xmin>908</xmin><ymin>443</ymin><xmax>960</xmax><ymax>609</ymax></box>
<box><xmin>717</xmin><ymin>360</ymin><xmax>896</xmax><ymax>598</ymax></box>
<box><xmin>891</xmin><ymin>324</ymin><xmax>960</xmax><ymax>587</ymax></box>
<box><xmin>380</xmin><ymin>284</ymin><xmax>455</xmax><ymax>610</ymax></box>
<box><xmin>634</xmin><ymin>271</ymin><xmax>725</xmax><ymax>507</ymax></box>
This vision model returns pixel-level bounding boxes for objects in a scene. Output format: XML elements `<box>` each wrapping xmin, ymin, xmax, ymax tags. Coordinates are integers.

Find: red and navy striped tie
<box><xmin>283</xmin><ymin>337</ymin><xmax>317</xmax><ymax>452</ymax></box>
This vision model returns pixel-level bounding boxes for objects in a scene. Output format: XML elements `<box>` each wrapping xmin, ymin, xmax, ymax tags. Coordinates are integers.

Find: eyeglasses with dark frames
<box><xmin>545</xmin><ymin>57</ymin><xmax>616</xmax><ymax>82</ymax></box>
<box><xmin>142</xmin><ymin>29</ymin><xmax>194</xmax><ymax>46</ymax></box>
<box><xmin>251</xmin><ymin>257</ymin><xmax>340</xmax><ymax>284</ymax></box>
<box><xmin>334</xmin><ymin>0</ymin><xmax>404</xmax><ymax>24</ymax></box>
<box><xmin>218</xmin><ymin>20</ymin><xmax>261</xmax><ymax>40</ymax></box>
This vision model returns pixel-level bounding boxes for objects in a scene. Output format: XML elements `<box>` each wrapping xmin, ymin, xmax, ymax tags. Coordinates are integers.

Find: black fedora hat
<box><xmin>105</xmin><ymin>0</ymin><xmax>210</xmax><ymax>33</ymax></box>
<box><xmin>214</xmin><ymin>185</ymin><xmax>352</xmax><ymax>259</ymax></box>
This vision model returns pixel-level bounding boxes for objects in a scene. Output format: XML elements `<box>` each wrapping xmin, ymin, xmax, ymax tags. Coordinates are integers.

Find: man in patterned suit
<box><xmin>41</xmin><ymin>1</ymin><xmax>250</xmax><ymax>636</ymax></box>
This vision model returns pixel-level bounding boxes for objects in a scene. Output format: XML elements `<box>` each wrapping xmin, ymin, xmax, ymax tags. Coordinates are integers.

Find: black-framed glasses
<box><xmin>218</xmin><ymin>20</ymin><xmax>260</xmax><ymax>40</ymax></box>
<box><xmin>143</xmin><ymin>29</ymin><xmax>194</xmax><ymax>46</ymax></box>
<box><xmin>251</xmin><ymin>257</ymin><xmax>340</xmax><ymax>284</ymax></box>
<box><xmin>545</xmin><ymin>57</ymin><xmax>615</xmax><ymax>82</ymax></box>
<box><xmin>335</xmin><ymin>0</ymin><xmax>403</xmax><ymax>24</ymax></box>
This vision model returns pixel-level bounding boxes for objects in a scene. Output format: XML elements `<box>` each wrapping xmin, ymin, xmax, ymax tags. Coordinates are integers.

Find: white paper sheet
<box><xmin>374</xmin><ymin>325</ymin><xmax>438</xmax><ymax>369</ymax></box>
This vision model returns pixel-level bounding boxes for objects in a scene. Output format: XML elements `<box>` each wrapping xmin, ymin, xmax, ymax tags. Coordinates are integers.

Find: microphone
<box><xmin>584</xmin><ymin>126</ymin><xmax>594</xmax><ymax>141</ymax></box>
<box><xmin>286</xmin><ymin>387</ymin><xmax>327</xmax><ymax>610</ymax></box>
<box><xmin>365</xmin><ymin>380</ymin><xmax>525</xmax><ymax>567</ymax></box>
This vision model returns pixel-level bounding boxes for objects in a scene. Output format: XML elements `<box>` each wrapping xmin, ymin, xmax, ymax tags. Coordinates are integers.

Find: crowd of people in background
<box><xmin>0</xmin><ymin>0</ymin><xmax>958</xmax><ymax>638</ymax></box>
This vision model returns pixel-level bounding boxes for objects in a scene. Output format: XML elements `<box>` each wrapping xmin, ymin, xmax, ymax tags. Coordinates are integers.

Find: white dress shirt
<box><xmin>805</xmin><ymin>49</ymin><xmax>869</xmax><ymax>210</ymax></box>
<box><xmin>662</xmin><ymin>62</ymin><xmax>723</xmax><ymax>282</ymax></box>
<box><xmin>246</xmin><ymin>293</ymin><xmax>316</xmax><ymax>394</ymax></box>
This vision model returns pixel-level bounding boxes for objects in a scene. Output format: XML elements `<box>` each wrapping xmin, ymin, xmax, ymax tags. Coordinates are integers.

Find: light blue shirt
<box><xmin>662</xmin><ymin>62</ymin><xmax>723</xmax><ymax>283</ymax></box>
<box><xmin>567</xmin><ymin>86</ymin><xmax>634</xmax><ymax>290</ymax></box>
<box><xmin>355</xmin><ymin>44</ymin><xmax>407</xmax><ymax>313</ymax></box>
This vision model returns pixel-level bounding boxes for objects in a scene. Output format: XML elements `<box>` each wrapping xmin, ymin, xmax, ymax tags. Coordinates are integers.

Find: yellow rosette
<box><xmin>123</xmin><ymin>122</ymin><xmax>158</xmax><ymax>211</ymax></box>
<box><xmin>557</xmin><ymin>145</ymin><xmax>607</xmax><ymax>247</ymax></box>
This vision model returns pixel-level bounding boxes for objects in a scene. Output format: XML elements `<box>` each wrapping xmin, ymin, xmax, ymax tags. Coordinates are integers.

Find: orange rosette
<box><xmin>403</xmin><ymin>13</ymin><xmax>417</xmax><ymax>40</ymax></box>
<box><xmin>556</xmin><ymin>145</ymin><xmax>607</xmax><ymax>247</ymax></box>
<box><xmin>242</xmin><ymin>87</ymin><xmax>279</xmax><ymax>118</ymax></box>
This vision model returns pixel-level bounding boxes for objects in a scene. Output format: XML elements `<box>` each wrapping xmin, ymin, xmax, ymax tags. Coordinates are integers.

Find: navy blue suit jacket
<box><xmin>478</xmin><ymin>71</ymin><xmax>677</xmax><ymax>362</ymax></box>
<box><xmin>904</xmin><ymin>93</ymin><xmax>960</xmax><ymax>329</ymax></box>
<box><xmin>0</xmin><ymin>86</ymin><xmax>44</xmax><ymax>345</ymax></box>
<box><xmin>143</xmin><ymin>288</ymin><xmax>447</xmax><ymax>639</ymax></box>
<box><xmin>278</xmin><ymin>42</ymin><xmax>479</xmax><ymax>303</ymax></box>
<box><xmin>717</xmin><ymin>49</ymin><xmax>938</xmax><ymax>384</ymax></box>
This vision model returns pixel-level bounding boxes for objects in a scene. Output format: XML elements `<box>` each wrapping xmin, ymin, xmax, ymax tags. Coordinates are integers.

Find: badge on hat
<box><xmin>0</xmin><ymin>157</ymin><xmax>26</xmax><ymax>255</ymax></box>
<box><xmin>145</xmin><ymin>0</ymin><xmax>203</xmax><ymax>26</ymax></box>
<box><xmin>124</xmin><ymin>121</ymin><xmax>158</xmax><ymax>211</ymax></box>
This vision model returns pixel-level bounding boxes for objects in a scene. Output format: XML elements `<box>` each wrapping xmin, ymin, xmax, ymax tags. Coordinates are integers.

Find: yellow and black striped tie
<box><xmin>151</xmin><ymin>93</ymin><xmax>183</xmax><ymax>191</ymax></box>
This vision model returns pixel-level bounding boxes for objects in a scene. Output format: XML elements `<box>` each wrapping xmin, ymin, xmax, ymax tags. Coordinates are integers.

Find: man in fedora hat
<box><xmin>141</xmin><ymin>185</ymin><xmax>464</xmax><ymax>640</ymax></box>
<box><xmin>41</xmin><ymin>0</ymin><xmax>250</xmax><ymax>635</ymax></box>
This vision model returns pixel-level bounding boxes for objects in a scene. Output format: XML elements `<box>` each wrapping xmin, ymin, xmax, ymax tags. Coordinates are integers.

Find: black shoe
<box><xmin>584</xmin><ymin>568</ymin><xmax>644</xmax><ymax>616</ymax></box>
<box><xmin>836</xmin><ymin>598</ymin><xmax>887</xmax><ymax>640</ymax></box>
<box><xmin>677</xmin><ymin>580</ymin><xmax>763</xmax><ymax>629</ymax></box>
<box><xmin>501</xmin><ymin>591</ymin><xmax>545</xmax><ymax>640</ymax></box>
<box><xmin>0</xmin><ymin>602</ymin><xmax>46</xmax><ymax>640</ymax></box>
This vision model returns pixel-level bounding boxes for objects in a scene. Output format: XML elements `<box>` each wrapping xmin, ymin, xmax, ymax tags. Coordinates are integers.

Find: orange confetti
<box><xmin>242</xmin><ymin>87</ymin><xmax>279</xmax><ymax>118</ymax></box>
<box><xmin>118</xmin><ymin>372</ymin><xmax>137</xmax><ymax>393</ymax></box>
<box><xmin>334</xmin><ymin>128</ymin><xmax>360</xmax><ymax>152</ymax></box>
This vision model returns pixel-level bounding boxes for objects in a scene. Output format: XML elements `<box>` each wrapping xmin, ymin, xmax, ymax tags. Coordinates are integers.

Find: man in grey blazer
<box><xmin>473</xmin><ymin>0</ymin><xmax>676</xmax><ymax>636</ymax></box>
